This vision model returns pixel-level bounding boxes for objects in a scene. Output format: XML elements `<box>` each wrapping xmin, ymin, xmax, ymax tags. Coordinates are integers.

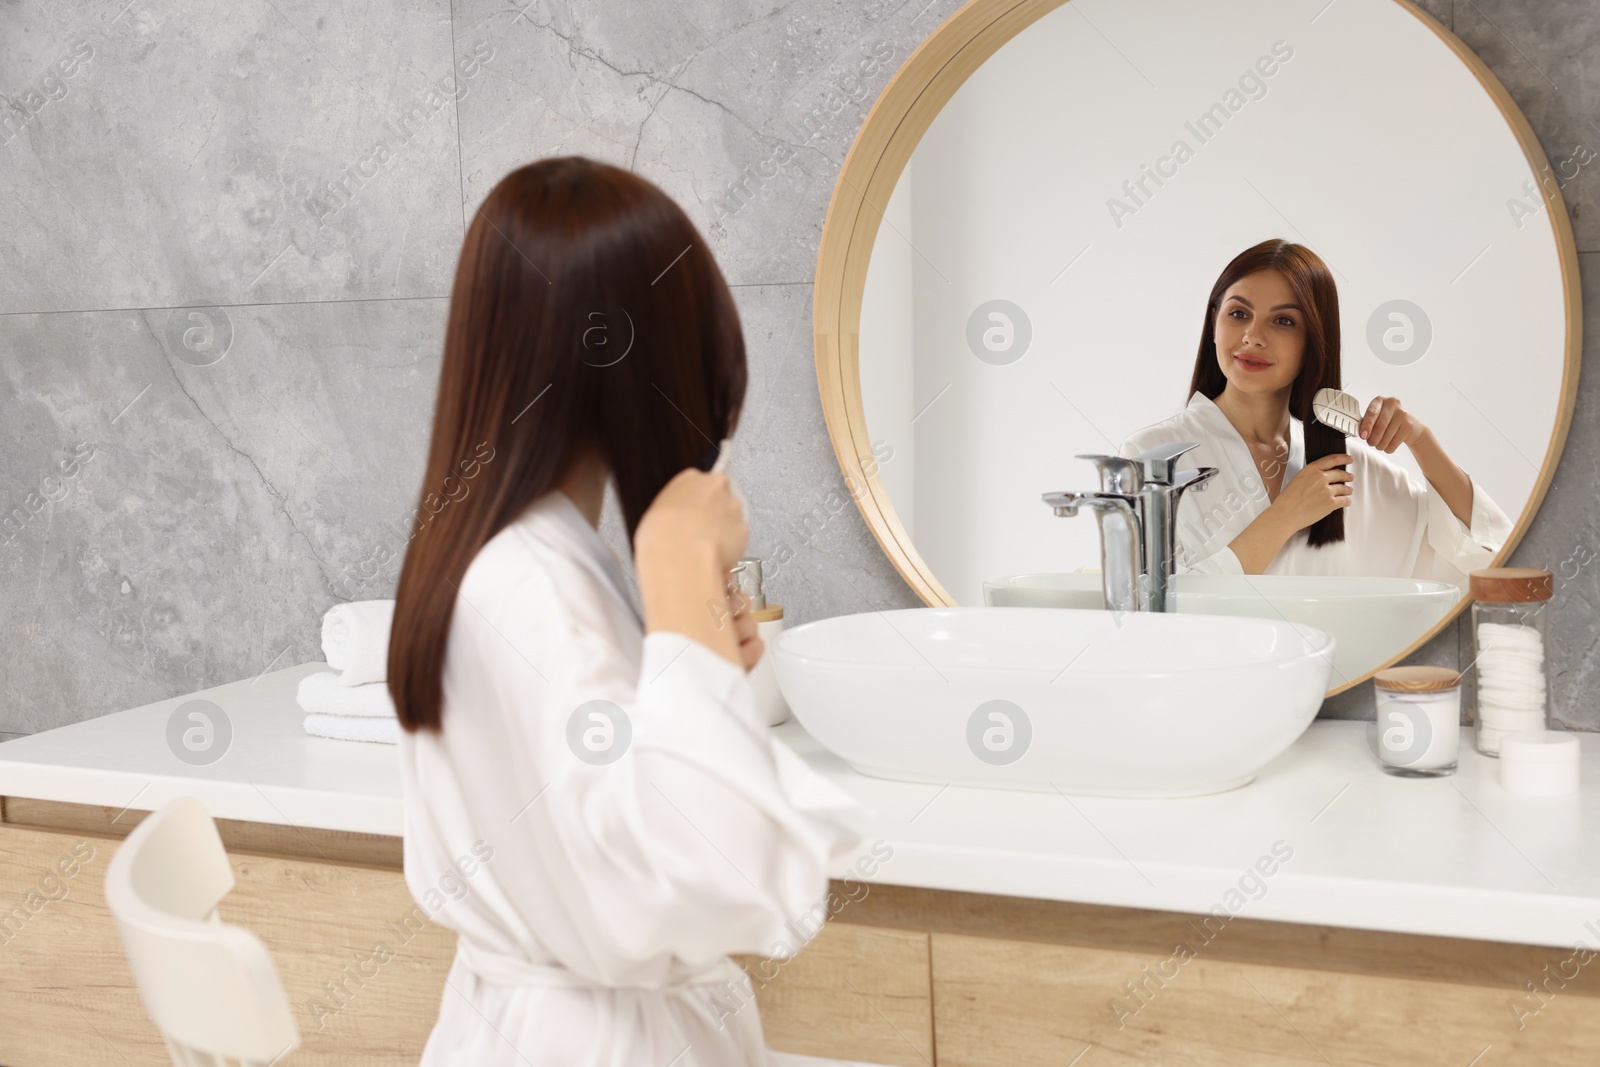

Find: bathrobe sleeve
<box><xmin>481</xmin><ymin>566</ymin><xmax>877</xmax><ymax>982</ymax></box>
<box><xmin>1408</xmin><ymin>472</ymin><xmax>1512</xmax><ymax>583</ymax></box>
<box><xmin>1176</xmin><ymin>541</ymin><xmax>1246</xmax><ymax>575</ymax></box>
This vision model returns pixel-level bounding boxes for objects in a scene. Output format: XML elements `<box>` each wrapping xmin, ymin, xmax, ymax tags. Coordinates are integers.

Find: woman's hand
<box><xmin>634</xmin><ymin>469</ymin><xmax>751</xmax><ymax>670</ymax></box>
<box><xmin>635</xmin><ymin>468</ymin><xmax>749</xmax><ymax>574</ymax></box>
<box><xmin>1231</xmin><ymin>453</ymin><xmax>1354</xmax><ymax>573</ymax></box>
<box><xmin>1270</xmin><ymin>453</ymin><xmax>1354</xmax><ymax>531</ymax></box>
<box><xmin>1359</xmin><ymin>396</ymin><xmax>1427</xmax><ymax>453</ymax></box>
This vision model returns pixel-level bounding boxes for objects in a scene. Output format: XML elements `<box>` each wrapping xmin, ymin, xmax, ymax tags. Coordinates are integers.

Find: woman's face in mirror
<box><xmin>1213</xmin><ymin>269</ymin><xmax>1306</xmax><ymax>397</ymax></box>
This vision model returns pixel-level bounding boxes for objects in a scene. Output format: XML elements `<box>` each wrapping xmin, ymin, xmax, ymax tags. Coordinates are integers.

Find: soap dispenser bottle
<box><xmin>730</xmin><ymin>556</ymin><xmax>790</xmax><ymax>726</ymax></box>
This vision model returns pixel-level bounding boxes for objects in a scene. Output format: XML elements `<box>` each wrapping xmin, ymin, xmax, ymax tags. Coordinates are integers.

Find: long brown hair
<box><xmin>389</xmin><ymin>157</ymin><xmax>747</xmax><ymax>732</ymax></box>
<box><xmin>1188</xmin><ymin>238</ymin><xmax>1344</xmax><ymax>548</ymax></box>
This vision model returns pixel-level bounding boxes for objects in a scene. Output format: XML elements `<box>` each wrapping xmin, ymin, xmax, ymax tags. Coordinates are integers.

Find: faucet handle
<box><xmin>1130</xmin><ymin>440</ymin><xmax>1200</xmax><ymax>486</ymax></box>
<box><xmin>1074</xmin><ymin>454</ymin><xmax>1143</xmax><ymax>494</ymax></box>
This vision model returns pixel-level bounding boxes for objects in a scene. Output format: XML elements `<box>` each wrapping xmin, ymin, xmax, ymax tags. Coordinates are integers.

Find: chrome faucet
<box><xmin>1042</xmin><ymin>442</ymin><xmax>1218</xmax><ymax>613</ymax></box>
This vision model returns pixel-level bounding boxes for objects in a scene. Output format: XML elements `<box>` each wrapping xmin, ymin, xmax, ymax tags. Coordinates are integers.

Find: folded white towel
<box><xmin>302</xmin><ymin>712</ymin><xmax>400</xmax><ymax>745</ymax></box>
<box><xmin>320</xmin><ymin>600</ymin><xmax>395</xmax><ymax>686</ymax></box>
<box><xmin>296</xmin><ymin>670</ymin><xmax>396</xmax><ymax>718</ymax></box>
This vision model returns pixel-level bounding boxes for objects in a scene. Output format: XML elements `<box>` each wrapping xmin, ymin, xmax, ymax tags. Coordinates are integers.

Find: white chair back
<box><xmin>103</xmin><ymin>796</ymin><xmax>300</xmax><ymax>1066</ymax></box>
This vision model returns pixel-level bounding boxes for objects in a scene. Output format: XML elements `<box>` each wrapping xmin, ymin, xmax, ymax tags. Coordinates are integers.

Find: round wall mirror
<box><xmin>814</xmin><ymin>0</ymin><xmax>1580</xmax><ymax>695</ymax></box>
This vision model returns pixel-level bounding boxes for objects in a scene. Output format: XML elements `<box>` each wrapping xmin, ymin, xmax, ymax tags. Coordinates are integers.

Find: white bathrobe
<box><xmin>397</xmin><ymin>489</ymin><xmax>875</xmax><ymax>1066</ymax></box>
<box><xmin>1119</xmin><ymin>392</ymin><xmax>1512</xmax><ymax>585</ymax></box>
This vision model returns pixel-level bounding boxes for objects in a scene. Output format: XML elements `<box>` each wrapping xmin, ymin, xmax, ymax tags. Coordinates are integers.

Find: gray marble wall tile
<box><xmin>1456</xmin><ymin>0</ymin><xmax>1598</xmax><ymax>253</ymax></box>
<box><xmin>725</xmin><ymin>282</ymin><xmax>924</xmax><ymax>622</ymax></box>
<box><xmin>452</xmin><ymin>0</ymin><xmax>967</xmax><ymax>285</ymax></box>
<box><xmin>1412</xmin><ymin>0</ymin><xmax>1452</xmax><ymax>31</ymax></box>
<box><xmin>0</xmin><ymin>297</ymin><xmax>445</xmax><ymax>731</ymax></box>
<box><xmin>1</xmin><ymin>0</ymin><xmax>463</xmax><ymax>314</ymax></box>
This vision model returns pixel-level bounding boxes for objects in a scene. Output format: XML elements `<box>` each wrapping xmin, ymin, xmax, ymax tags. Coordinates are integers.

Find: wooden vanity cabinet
<box><xmin>2</xmin><ymin>797</ymin><xmax>1594</xmax><ymax>1066</ymax></box>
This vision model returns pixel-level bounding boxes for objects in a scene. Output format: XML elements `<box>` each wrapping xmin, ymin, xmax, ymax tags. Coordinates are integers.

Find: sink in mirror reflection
<box><xmin>984</xmin><ymin>573</ymin><xmax>1455</xmax><ymax>689</ymax></box>
<box><xmin>772</xmin><ymin>607</ymin><xmax>1334</xmax><ymax>798</ymax></box>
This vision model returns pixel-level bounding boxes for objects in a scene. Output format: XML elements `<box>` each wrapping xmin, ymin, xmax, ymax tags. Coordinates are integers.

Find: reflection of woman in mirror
<box><xmin>1120</xmin><ymin>238</ymin><xmax>1510</xmax><ymax>585</ymax></box>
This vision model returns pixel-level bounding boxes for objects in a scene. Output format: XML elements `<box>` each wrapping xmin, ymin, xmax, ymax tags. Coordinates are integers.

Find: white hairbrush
<box><xmin>1312</xmin><ymin>388</ymin><xmax>1365</xmax><ymax>436</ymax></box>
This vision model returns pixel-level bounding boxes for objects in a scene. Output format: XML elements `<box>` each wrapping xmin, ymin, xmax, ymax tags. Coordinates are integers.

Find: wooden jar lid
<box><xmin>1374</xmin><ymin>666</ymin><xmax>1461</xmax><ymax>692</ymax></box>
<box><xmin>1468</xmin><ymin>567</ymin><xmax>1553</xmax><ymax>603</ymax></box>
<box><xmin>750</xmin><ymin>605</ymin><xmax>784</xmax><ymax>623</ymax></box>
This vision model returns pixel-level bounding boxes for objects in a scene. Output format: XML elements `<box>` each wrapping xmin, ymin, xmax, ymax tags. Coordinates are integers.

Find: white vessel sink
<box><xmin>984</xmin><ymin>573</ymin><xmax>1457</xmax><ymax>687</ymax></box>
<box><xmin>771</xmin><ymin>607</ymin><xmax>1334</xmax><ymax>798</ymax></box>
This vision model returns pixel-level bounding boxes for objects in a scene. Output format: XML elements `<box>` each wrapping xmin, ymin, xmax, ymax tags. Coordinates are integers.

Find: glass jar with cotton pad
<box><xmin>1373</xmin><ymin>666</ymin><xmax>1462</xmax><ymax>777</ymax></box>
<box><xmin>1468</xmin><ymin>567</ymin><xmax>1554</xmax><ymax>757</ymax></box>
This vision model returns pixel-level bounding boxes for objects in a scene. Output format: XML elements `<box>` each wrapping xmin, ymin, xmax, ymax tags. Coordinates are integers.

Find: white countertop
<box><xmin>1</xmin><ymin>662</ymin><xmax>1593</xmax><ymax>949</ymax></box>
<box><xmin>0</xmin><ymin>663</ymin><xmax>398</xmax><ymax>836</ymax></box>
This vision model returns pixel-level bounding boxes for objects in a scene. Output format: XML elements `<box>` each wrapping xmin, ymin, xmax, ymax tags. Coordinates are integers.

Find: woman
<box><xmin>387</xmin><ymin>157</ymin><xmax>873</xmax><ymax>1065</ymax></box>
<box><xmin>1120</xmin><ymin>238</ymin><xmax>1510</xmax><ymax>583</ymax></box>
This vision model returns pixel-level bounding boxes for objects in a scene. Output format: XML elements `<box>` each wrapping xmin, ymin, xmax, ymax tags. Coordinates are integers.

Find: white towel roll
<box><xmin>296</xmin><ymin>670</ymin><xmax>396</xmax><ymax>718</ymax></box>
<box><xmin>320</xmin><ymin>600</ymin><xmax>396</xmax><ymax>686</ymax></box>
<box><xmin>302</xmin><ymin>712</ymin><xmax>400</xmax><ymax>745</ymax></box>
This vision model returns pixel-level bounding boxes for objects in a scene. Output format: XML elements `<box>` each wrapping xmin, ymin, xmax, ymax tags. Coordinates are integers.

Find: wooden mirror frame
<box><xmin>812</xmin><ymin>0</ymin><xmax>1582</xmax><ymax>697</ymax></box>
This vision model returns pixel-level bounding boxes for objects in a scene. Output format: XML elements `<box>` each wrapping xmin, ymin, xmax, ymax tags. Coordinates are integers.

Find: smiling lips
<box><xmin>1233</xmin><ymin>351</ymin><xmax>1272</xmax><ymax>372</ymax></box>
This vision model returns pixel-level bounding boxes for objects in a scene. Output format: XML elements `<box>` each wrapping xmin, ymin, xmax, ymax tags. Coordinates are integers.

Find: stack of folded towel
<box><xmin>299</xmin><ymin>600</ymin><xmax>400</xmax><ymax>744</ymax></box>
